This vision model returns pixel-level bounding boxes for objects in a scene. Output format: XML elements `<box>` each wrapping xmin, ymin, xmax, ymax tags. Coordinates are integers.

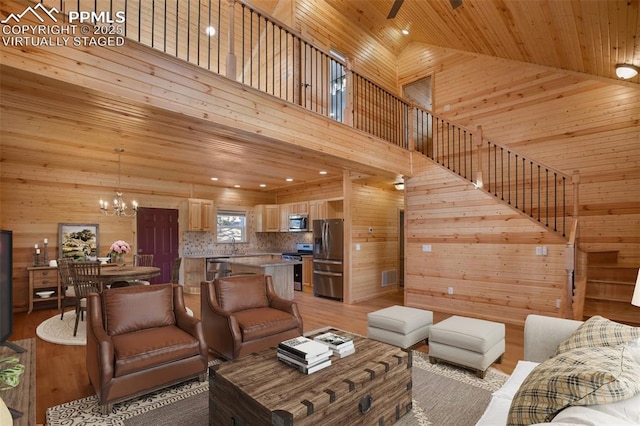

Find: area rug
<box><xmin>36</xmin><ymin>310</ymin><xmax>86</xmax><ymax>346</ymax></box>
<box><xmin>46</xmin><ymin>353</ymin><xmax>508</xmax><ymax>425</ymax></box>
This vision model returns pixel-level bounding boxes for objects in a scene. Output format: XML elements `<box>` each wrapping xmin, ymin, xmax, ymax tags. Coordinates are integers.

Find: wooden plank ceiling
<box><xmin>0</xmin><ymin>67</ymin><xmax>397</xmax><ymax>193</ymax></box>
<box><xmin>324</xmin><ymin>0</ymin><xmax>640</xmax><ymax>83</ymax></box>
<box><xmin>3</xmin><ymin>0</ymin><xmax>637</xmax><ymax>195</ymax></box>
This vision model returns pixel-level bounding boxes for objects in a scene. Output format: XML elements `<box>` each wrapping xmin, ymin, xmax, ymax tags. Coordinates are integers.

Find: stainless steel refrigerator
<box><xmin>313</xmin><ymin>219</ymin><xmax>344</xmax><ymax>300</ymax></box>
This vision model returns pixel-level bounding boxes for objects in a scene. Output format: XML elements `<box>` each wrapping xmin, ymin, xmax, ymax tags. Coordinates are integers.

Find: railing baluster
<box><xmin>529</xmin><ymin>161</ymin><xmax>533</xmax><ymax>217</ymax></box>
<box><xmin>522</xmin><ymin>157</ymin><xmax>525</xmax><ymax>213</ymax></box>
<box><xmin>515</xmin><ymin>154</ymin><xmax>518</xmax><ymax>209</ymax></box>
<box><xmin>546</xmin><ymin>169</ymin><xmax>549</xmax><ymax>226</ymax></box>
<box><xmin>500</xmin><ymin>147</ymin><xmax>504</xmax><ymax>200</ymax></box>
<box><xmin>537</xmin><ymin>165</ymin><xmax>541</xmax><ymax>222</ymax></box>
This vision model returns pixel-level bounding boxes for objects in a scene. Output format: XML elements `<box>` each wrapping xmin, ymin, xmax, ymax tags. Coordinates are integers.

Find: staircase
<box><xmin>583</xmin><ymin>251</ymin><xmax>640</xmax><ymax>326</ymax></box>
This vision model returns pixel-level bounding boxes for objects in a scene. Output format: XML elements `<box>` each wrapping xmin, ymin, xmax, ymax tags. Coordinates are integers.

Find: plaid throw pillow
<box><xmin>555</xmin><ymin>316</ymin><xmax>640</xmax><ymax>355</ymax></box>
<box><xmin>507</xmin><ymin>345</ymin><xmax>640</xmax><ymax>426</ymax></box>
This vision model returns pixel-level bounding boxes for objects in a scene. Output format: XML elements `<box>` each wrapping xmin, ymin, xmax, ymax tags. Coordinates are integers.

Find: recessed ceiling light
<box><xmin>233</xmin><ymin>184</ymin><xmax>241</xmax><ymax>188</ymax></box>
<box><xmin>210</xmin><ymin>177</ymin><xmax>218</xmax><ymax>181</ymax></box>
<box><xmin>259</xmin><ymin>184</ymin><xmax>266</xmax><ymax>188</ymax></box>
<box><xmin>401</xmin><ymin>29</ymin><xmax>409</xmax><ymax>35</ymax></box>
<box><xmin>205</xmin><ymin>26</ymin><xmax>216</xmax><ymax>36</ymax></box>
<box><xmin>285</xmin><ymin>178</ymin><xmax>293</xmax><ymax>182</ymax></box>
<box><xmin>319</xmin><ymin>170</ymin><xmax>327</xmax><ymax>175</ymax></box>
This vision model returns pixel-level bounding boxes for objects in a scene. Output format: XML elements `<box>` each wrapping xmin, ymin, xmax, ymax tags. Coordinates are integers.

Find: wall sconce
<box><xmin>615</xmin><ymin>64</ymin><xmax>639</xmax><ymax>79</ymax></box>
<box><xmin>473</xmin><ymin>171</ymin><xmax>484</xmax><ymax>189</ymax></box>
<box><xmin>632</xmin><ymin>269</ymin><xmax>640</xmax><ymax>307</ymax></box>
<box><xmin>394</xmin><ymin>182</ymin><xmax>405</xmax><ymax>191</ymax></box>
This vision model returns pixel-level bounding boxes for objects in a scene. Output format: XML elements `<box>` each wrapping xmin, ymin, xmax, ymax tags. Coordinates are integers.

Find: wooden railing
<box><xmin>412</xmin><ymin>107</ymin><xmax>575</xmax><ymax>237</ymax></box>
<box><xmin>50</xmin><ymin>0</ymin><xmax>576</xmax><ymax>237</ymax></box>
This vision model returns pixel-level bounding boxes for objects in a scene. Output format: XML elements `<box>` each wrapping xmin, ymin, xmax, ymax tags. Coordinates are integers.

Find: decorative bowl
<box><xmin>36</xmin><ymin>291</ymin><xmax>55</xmax><ymax>298</ymax></box>
<box><xmin>97</xmin><ymin>257</ymin><xmax>110</xmax><ymax>264</ymax></box>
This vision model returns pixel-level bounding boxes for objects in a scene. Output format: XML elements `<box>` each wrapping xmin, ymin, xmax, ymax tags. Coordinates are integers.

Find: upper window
<box><xmin>216</xmin><ymin>210</ymin><xmax>247</xmax><ymax>243</ymax></box>
<box><xmin>330</xmin><ymin>49</ymin><xmax>346</xmax><ymax>123</ymax></box>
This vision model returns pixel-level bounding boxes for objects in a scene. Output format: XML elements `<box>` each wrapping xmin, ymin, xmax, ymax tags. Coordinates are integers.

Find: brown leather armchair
<box><xmin>201</xmin><ymin>274</ymin><xmax>303</xmax><ymax>360</ymax></box>
<box><xmin>86</xmin><ymin>283</ymin><xmax>208</xmax><ymax>414</ymax></box>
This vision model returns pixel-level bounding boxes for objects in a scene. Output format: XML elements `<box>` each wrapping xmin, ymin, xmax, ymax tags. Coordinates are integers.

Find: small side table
<box><xmin>26</xmin><ymin>266</ymin><xmax>60</xmax><ymax>313</ymax></box>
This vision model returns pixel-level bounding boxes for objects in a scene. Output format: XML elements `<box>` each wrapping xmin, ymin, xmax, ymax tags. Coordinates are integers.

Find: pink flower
<box><xmin>109</xmin><ymin>240</ymin><xmax>131</xmax><ymax>255</ymax></box>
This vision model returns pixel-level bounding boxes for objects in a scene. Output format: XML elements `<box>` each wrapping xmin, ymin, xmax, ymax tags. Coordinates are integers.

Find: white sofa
<box><xmin>477</xmin><ymin>314</ymin><xmax>640</xmax><ymax>426</ymax></box>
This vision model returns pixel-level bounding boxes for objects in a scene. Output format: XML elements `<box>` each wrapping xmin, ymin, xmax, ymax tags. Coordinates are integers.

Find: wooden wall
<box><xmin>398</xmin><ymin>43</ymin><xmax>639</xmax><ymax>324</ymax></box>
<box><xmin>405</xmin><ymin>158</ymin><xmax>570</xmax><ymax>326</ymax></box>
<box><xmin>275</xmin><ymin>177</ymin><xmax>343</xmax><ymax>204</ymax></box>
<box><xmin>398</xmin><ymin>42</ymin><xmax>640</xmax><ymax>265</ymax></box>
<box><xmin>293</xmin><ymin>0</ymin><xmax>398</xmax><ymax>92</ymax></box>
<box><xmin>0</xmin><ymin>162</ymin><xmax>273</xmax><ymax>311</ymax></box>
<box><xmin>349</xmin><ymin>180</ymin><xmax>404</xmax><ymax>303</ymax></box>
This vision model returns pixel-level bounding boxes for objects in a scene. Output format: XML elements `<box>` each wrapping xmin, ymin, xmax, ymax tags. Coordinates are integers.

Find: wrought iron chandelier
<box><xmin>99</xmin><ymin>148</ymin><xmax>138</xmax><ymax>217</ymax></box>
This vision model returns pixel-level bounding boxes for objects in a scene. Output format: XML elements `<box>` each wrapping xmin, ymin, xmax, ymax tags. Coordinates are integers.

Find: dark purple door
<box><xmin>136</xmin><ymin>207</ymin><xmax>179</xmax><ymax>283</ymax></box>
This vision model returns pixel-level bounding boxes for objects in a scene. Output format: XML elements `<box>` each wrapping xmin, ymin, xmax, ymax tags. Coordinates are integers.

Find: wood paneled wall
<box><xmin>275</xmin><ymin>178</ymin><xmax>343</xmax><ymax>204</ymax></box>
<box><xmin>405</xmin><ymin>158</ymin><xmax>570</xmax><ymax>326</ymax></box>
<box><xmin>398</xmin><ymin>42</ymin><xmax>640</xmax><ymax>265</ymax></box>
<box><xmin>349</xmin><ymin>180</ymin><xmax>404</xmax><ymax>303</ymax></box>
<box><xmin>293</xmin><ymin>0</ymin><xmax>398</xmax><ymax>91</ymax></box>
<box><xmin>1</xmin><ymin>163</ymin><xmax>273</xmax><ymax>312</ymax></box>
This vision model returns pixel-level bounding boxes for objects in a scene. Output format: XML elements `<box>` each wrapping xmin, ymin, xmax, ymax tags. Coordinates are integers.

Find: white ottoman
<box><xmin>367</xmin><ymin>305</ymin><xmax>433</xmax><ymax>349</ymax></box>
<box><xmin>428</xmin><ymin>316</ymin><xmax>505</xmax><ymax>378</ymax></box>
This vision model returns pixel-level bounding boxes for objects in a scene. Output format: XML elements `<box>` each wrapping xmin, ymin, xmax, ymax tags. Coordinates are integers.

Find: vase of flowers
<box><xmin>109</xmin><ymin>240</ymin><xmax>131</xmax><ymax>269</ymax></box>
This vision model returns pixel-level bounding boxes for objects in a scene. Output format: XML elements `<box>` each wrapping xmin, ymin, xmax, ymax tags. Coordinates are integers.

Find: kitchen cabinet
<box><xmin>27</xmin><ymin>266</ymin><xmax>60</xmax><ymax>313</ymax></box>
<box><xmin>279</xmin><ymin>204</ymin><xmax>291</xmax><ymax>232</ymax></box>
<box><xmin>183</xmin><ymin>258</ymin><xmax>204</xmax><ymax>294</ymax></box>
<box><xmin>309</xmin><ymin>200</ymin><xmax>328</xmax><ymax>223</ymax></box>
<box><xmin>302</xmin><ymin>256</ymin><xmax>313</xmax><ymax>287</ymax></box>
<box><xmin>187</xmin><ymin>198</ymin><xmax>214</xmax><ymax>231</ymax></box>
<box><xmin>256</xmin><ymin>204</ymin><xmax>280</xmax><ymax>232</ymax></box>
<box><xmin>288</xmin><ymin>202</ymin><xmax>309</xmax><ymax>214</ymax></box>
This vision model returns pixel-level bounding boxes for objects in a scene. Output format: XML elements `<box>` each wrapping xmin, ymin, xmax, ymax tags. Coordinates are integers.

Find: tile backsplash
<box><xmin>182</xmin><ymin>231</ymin><xmax>313</xmax><ymax>256</ymax></box>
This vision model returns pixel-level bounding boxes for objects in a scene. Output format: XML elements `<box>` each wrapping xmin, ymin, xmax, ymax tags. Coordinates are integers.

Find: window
<box><xmin>216</xmin><ymin>210</ymin><xmax>247</xmax><ymax>243</ymax></box>
<box><xmin>330</xmin><ymin>49</ymin><xmax>346</xmax><ymax>123</ymax></box>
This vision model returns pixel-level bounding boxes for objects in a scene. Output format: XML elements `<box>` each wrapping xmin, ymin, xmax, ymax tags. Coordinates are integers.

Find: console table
<box><xmin>0</xmin><ymin>338</ymin><xmax>35</xmax><ymax>426</ymax></box>
<box><xmin>27</xmin><ymin>266</ymin><xmax>60</xmax><ymax>313</ymax></box>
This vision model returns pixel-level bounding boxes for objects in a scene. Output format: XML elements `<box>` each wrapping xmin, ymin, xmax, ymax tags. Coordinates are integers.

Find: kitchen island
<box><xmin>224</xmin><ymin>256</ymin><xmax>300</xmax><ymax>300</ymax></box>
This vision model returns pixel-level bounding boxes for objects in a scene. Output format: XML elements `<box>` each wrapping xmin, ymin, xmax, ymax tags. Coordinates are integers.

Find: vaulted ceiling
<box><xmin>325</xmin><ymin>0</ymin><xmax>640</xmax><ymax>83</ymax></box>
<box><xmin>2</xmin><ymin>0</ymin><xmax>637</xmax><ymax>199</ymax></box>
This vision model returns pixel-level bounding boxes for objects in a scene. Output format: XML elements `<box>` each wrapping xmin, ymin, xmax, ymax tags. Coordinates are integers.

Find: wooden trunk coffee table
<box><xmin>209</xmin><ymin>328</ymin><xmax>412</xmax><ymax>425</ymax></box>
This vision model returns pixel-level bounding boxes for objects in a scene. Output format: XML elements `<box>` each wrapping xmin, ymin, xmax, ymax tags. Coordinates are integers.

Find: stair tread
<box><xmin>587</xmin><ymin>263</ymin><xmax>639</xmax><ymax>269</ymax></box>
<box><xmin>585</xmin><ymin>295</ymin><xmax>633</xmax><ymax>303</ymax></box>
<box><xmin>587</xmin><ymin>279</ymin><xmax>636</xmax><ymax>286</ymax></box>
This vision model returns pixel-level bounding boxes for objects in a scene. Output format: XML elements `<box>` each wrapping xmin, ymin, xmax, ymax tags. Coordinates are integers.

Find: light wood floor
<box><xmin>12</xmin><ymin>285</ymin><xmax>524</xmax><ymax>424</ymax></box>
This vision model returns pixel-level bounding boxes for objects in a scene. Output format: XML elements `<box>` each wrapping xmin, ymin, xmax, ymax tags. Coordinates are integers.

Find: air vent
<box><xmin>381</xmin><ymin>270</ymin><xmax>397</xmax><ymax>287</ymax></box>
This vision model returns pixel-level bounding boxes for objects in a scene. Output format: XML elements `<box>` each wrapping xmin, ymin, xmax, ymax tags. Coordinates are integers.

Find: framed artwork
<box><xmin>58</xmin><ymin>223</ymin><xmax>99</xmax><ymax>261</ymax></box>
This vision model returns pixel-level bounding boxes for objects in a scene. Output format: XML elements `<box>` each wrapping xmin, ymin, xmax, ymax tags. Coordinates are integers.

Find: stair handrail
<box><xmin>411</xmin><ymin>104</ymin><xmax>578</xmax><ymax>238</ymax></box>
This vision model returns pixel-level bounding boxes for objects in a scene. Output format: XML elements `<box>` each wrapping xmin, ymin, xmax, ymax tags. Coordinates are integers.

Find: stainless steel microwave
<box><xmin>288</xmin><ymin>214</ymin><xmax>308</xmax><ymax>232</ymax></box>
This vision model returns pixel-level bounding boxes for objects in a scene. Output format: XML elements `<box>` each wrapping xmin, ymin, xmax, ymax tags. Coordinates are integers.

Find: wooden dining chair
<box><xmin>131</xmin><ymin>254</ymin><xmax>154</xmax><ymax>285</ymax></box>
<box><xmin>57</xmin><ymin>258</ymin><xmax>76</xmax><ymax>320</ymax></box>
<box><xmin>70</xmin><ymin>261</ymin><xmax>102</xmax><ymax>336</ymax></box>
<box><xmin>133</xmin><ymin>254</ymin><xmax>154</xmax><ymax>267</ymax></box>
<box><xmin>170</xmin><ymin>257</ymin><xmax>182</xmax><ymax>284</ymax></box>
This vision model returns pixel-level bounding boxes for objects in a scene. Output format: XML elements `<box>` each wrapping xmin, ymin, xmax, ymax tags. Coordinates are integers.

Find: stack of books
<box><xmin>313</xmin><ymin>331</ymin><xmax>355</xmax><ymax>358</ymax></box>
<box><xmin>277</xmin><ymin>336</ymin><xmax>333</xmax><ymax>374</ymax></box>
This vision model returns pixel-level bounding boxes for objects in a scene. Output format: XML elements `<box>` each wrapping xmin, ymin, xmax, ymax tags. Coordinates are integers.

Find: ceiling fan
<box><xmin>386</xmin><ymin>0</ymin><xmax>404</xmax><ymax>19</ymax></box>
<box><xmin>386</xmin><ymin>0</ymin><xmax>463</xmax><ymax>19</ymax></box>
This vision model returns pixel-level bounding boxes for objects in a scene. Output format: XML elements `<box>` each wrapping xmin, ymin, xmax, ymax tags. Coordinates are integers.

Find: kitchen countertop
<box><xmin>182</xmin><ymin>252</ymin><xmax>282</xmax><ymax>259</ymax></box>
<box><xmin>225</xmin><ymin>256</ymin><xmax>301</xmax><ymax>267</ymax></box>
